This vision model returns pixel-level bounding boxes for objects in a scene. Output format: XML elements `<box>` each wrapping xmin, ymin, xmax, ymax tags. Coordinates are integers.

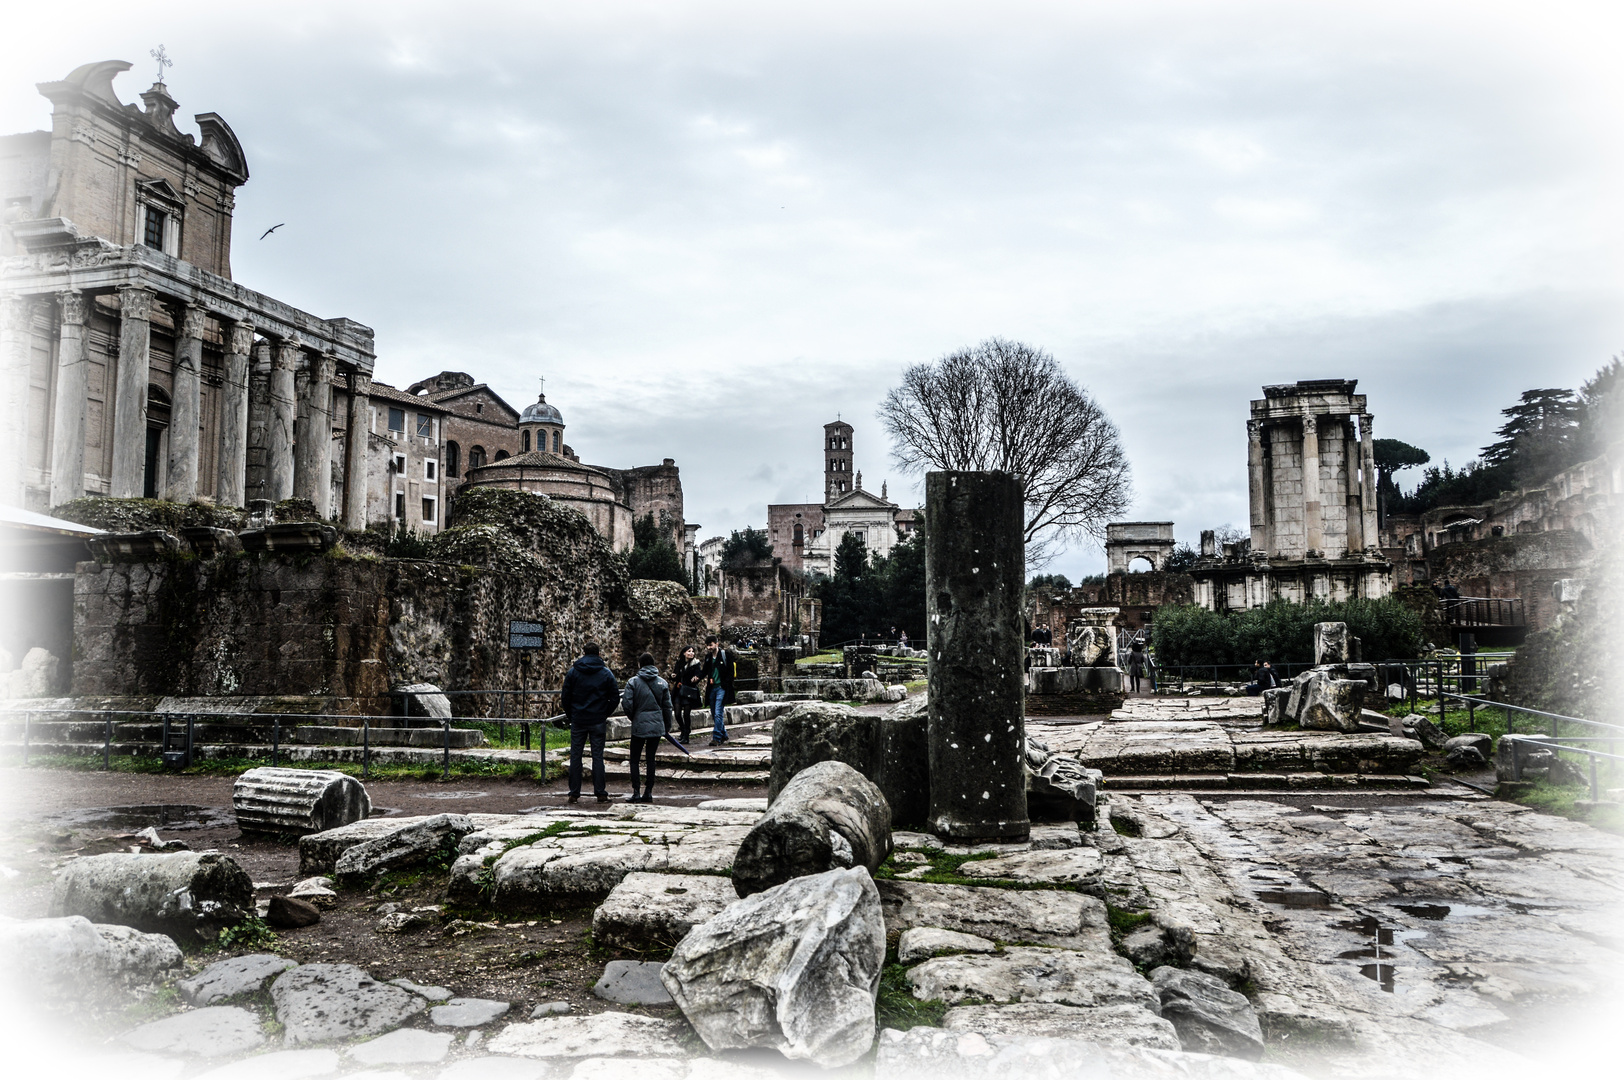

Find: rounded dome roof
<box><xmin>521</xmin><ymin>395</ymin><xmax>564</xmax><ymax>426</ymax></box>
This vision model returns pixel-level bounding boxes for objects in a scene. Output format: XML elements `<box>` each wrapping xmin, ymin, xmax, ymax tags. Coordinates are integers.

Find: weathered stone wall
<box><xmin>1426</xmin><ymin>530</ymin><xmax>1594</xmax><ymax>633</ymax></box>
<box><xmin>69</xmin><ymin>488</ymin><xmax>710</xmax><ymax>711</ymax></box>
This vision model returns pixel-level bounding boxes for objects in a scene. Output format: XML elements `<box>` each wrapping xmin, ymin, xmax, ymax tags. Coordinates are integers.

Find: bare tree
<box><xmin>879</xmin><ymin>338</ymin><xmax>1130</xmax><ymax>563</ymax></box>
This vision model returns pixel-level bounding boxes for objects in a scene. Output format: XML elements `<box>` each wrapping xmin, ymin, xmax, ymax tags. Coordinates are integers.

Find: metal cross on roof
<box><xmin>150</xmin><ymin>45</ymin><xmax>172</xmax><ymax>84</ymax></box>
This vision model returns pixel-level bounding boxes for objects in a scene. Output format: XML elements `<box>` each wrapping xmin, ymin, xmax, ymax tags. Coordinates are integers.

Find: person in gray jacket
<box><xmin>620</xmin><ymin>651</ymin><xmax>675</xmax><ymax>803</ymax></box>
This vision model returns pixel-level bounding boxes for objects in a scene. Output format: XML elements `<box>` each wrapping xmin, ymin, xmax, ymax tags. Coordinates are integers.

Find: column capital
<box><xmin>117</xmin><ymin>285</ymin><xmax>154</xmax><ymax>321</ymax></box>
<box><xmin>180</xmin><ymin>303</ymin><xmax>209</xmax><ymax>341</ymax></box>
<box><xmin>350</xmin><ymin>370</ymin><xmax>373</xmax><ymax>395</ymax></box>
<box><xmin>311</xmin><ymin>351</ymin><xmax>338</xmax><ymax>380</ymax></box>
<box><xmin>1246</xmin><ymin>418</ymin><xmax>1262</xmax><ymax>439</ymax></box>
<box><xmin>273</xmin><ymin>341</ymin><xmax>302</xmax><ymax>369</ymax></box>
<box><xmin>229</xmin><ymin>321</ymin><xmax>256</xmax><ymax>354</ymax></box>
<box><xmin>1302</xmin><ymin>414</ymin><xmax>1318</xmax><ymax>435</ymax></box>
<box><xmin>56</xmin><ymin>290</ymin><xmax>87</xmax><ymax>325</ymax></box>
<box><xmin>1359</xmin><ymin>413</ymin><xmax>1374</xmax><ymax>436</ymax></box>
<box><xmin>2</xmin><ymin>293</ymin><xmax>36</xmax><ymax>328</ymax></box>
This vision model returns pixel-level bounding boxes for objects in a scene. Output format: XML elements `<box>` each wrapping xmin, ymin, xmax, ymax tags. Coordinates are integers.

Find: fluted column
<box><xmin>1359</xmin><ymin>414</ymin><xmax>1379</xmax><ymax>551</ymax></box>
<box><xmin>163</xmin><ymin>304</ymin><xmax>206</xmax><ymax>503</ymax></box>
<box><xmin>266</xmin><ymin>341</ymin><xmax>299</xmax><ymax>502</ymax></box>
<box><xmin>110</xmin><ymin>286</ymin><xmax>154</xmax><ymax>498</ymax></box>
<box><xmin>343</xmin><ymin>371</ymin><xmax>372</xmax><ymax>529</ymax></box>
<box><xmin>217</xmin><ymin>322</ymin><xmax>253</xmax><ymax>507</ymax></box>
<box><xmin>0</xmin><ymin>296</ymin><xmax>36</xmax><ymax>506</ymax></box>
<box><xmin>294</xmin><ymin>352</ymin><xmax>336</xmax><ymax>516</ymax></box>
<box><xmin>1301</xmin><ymin>415</ymin><xmax>1322</xmax><ymax>557</ymax></box>
<box><xmin>1246</xmin><ymin>419</ymin><xmax>1267</xmax><ymax>556</ymax></box>
<box><xmin>48</xmin><ymin>292</ymin><xmax>89</xmax><ymax>508</ymax></box>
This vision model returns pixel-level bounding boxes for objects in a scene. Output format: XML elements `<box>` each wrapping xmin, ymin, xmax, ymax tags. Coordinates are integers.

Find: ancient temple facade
<box><xmin>0</xmin><ymin>61</ymin><xmax>376</xmax><ymax>522</ymax></box>
<box><xmin>1190</xmin><ymin>379</ymin><xmax>1392</xmax><ymax>610</ymax></box>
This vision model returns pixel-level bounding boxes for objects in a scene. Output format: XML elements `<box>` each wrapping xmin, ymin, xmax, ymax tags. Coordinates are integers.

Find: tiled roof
<box><xmin>368</xmin><ymin>381</ymin><xmax>452</xmax><ymax>411</ymax></box>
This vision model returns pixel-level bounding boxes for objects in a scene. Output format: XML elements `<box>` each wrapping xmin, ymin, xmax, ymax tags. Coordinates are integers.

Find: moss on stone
<box><xmin>54</xmin><ymin>497</ymin><xmax>247</xmax><ymax>533</ymax></box>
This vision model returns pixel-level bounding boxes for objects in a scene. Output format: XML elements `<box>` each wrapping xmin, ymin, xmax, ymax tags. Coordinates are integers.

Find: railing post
<box><xmin>442</xmin><ymin>719</ymin><xmax>451</xmax><ymax>780</ymax></box>
<box><xmin>1468</xmin><ymin>698</ymin><xmax>1475</xmax><ymax>734</ymax></box>
<box><xmin>363</xmin><ymin>720</ymin><xmax>370</xmax><ymax>780</ymax></box>
<box><xmin>1590</xmin><ymin>755</ymin><xmax>1599</xmax><ymax>802</ymax></box>
<box><xmin>22</xmin><ymin>711</ymin><xmax>31</xmax><ymax>767</ymax></box>
<box><xmin>272</xmin><ymin>719</ymin><xmax>279</xmax><ymax>767</ymax></box>
<box><xmin>104</xmin><ymin>714</ymin><xmax>112</xmax><ymax>771</ymax></box>
<box><xmin>186</xmin><ymin>714</ymin><xmax>195</xmax><ymax>768</ymax></box>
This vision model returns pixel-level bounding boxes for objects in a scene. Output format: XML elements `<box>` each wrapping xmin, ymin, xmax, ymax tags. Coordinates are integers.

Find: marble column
<box><xmin>925</xmin><ymin>469</ymin><xmax>1028</xmax><ymax>842</ymax></box>
<box><xmin>266</xmin><ymin>341</ymin><xmax>299</xmax><ymax>502</ymax></box>
<box><xmin>216</xmin><ymin>322</ymin><xmax>253</xmax><ymax>507</ymax></box>
<box><xmin>110</xmin><ymin>286</ymin><xmax>154</xmax><ymax>499</ymax></box>
<box><xmin>163</xmin><ymin>303</ymin><xmax>207</xmax><ymax>503</ymax></box>
<box><xmin>294</xmin><ymin>352</ymin><xmax>336</xmax><ymax>516</ymax></box>
<box><xmin>1359</xmin><ymin>414</ymin><xmax>1379</xmax><ymax>552</ymax></box>
<box><xmin>0</xmin><ymin>296</ymin><xmax>36</xmax><ymax>506</ymax></box>
<box><xmin>1246</xmin><ymin>419</ymin><xmax>1267</xmax><ymax>557</ymax></box>
<box><xmin>48</xmin><ymin>292</ymin><xmax>89</xmax><ymax>508</ymax></box>
<box><xmin>1301</xmin><ymin>414</ymin><xmax>1322</xmax><ymax>557</ymax></box>
<box><xmin>343</xmin><ymin>371</ymin><xmax>372</xmax><ymax>529</ymax></box>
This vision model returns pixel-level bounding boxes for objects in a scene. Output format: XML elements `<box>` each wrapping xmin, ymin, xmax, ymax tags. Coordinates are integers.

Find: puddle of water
<box><xmin>1395</xmin><ymin>903</ymin><xmax>1451</xmax><ymax>920</ymax></box>
<box><xmin>1258</xmin><ymin>889</ymin><xmax>1333</xmax><ymax>909</ymax></box>
<box><xmin>1360</xmin><ymin>962</ymin><xmax>1397</xmax><ymax>992</ymax></box>
<box><xmin>39</xmin><ymin>804</ymin><xmax>235</xmax><ymax>833</ymax></box>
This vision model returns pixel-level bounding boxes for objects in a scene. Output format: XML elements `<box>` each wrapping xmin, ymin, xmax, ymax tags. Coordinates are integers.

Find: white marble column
<box><xmin>266</xmin><ymin>341</ymin><xmax>299</xmax><ymax>502</ymax></box>
<box><xmin>294</xmin><ymin>352</ymin><xmax>336</xmax><ymax>516</ymax></box>
<box><xmin>0</xmin><ymin>296</ymin><xmax>36</xmax><ymax>506</ymax></box>
<box><xmin>110</xmin><ymin>286</ymin><xmax>154</xmax><ymax>499</ymax></box>
<box><xmin>1301</xmin><ymin>414</ymin><xmax>1322</xmax><ymax>557</ymax></box>
<box><xmin>48</xmin><ymin>292</ymin><xmax>89</xmax><ymax>508</ymax></box>
<box><xmin>1359</xmin><ymin>414</ymin><xmax>1379</xmax><ymax>552</ymax></box>
<box><xmin>343</xmin><ymin>371</ymin><xmax>372</xmax><ymax>529</ymax></box>
<box><xmin>163</xmin><ymin>304</ymin><xmax>207</xmax><ymax>503</ymax></box>
<box><xmin>216</xmin><ymin>322</ymin><xmax>253</xmax><ymax>507</ymax></box>
<box><xmin>1246</xmin><ymin>419</ymin><xmax>1267</xmax><ymax>557</ymax></box>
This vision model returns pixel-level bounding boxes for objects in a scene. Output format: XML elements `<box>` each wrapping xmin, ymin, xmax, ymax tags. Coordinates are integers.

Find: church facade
<box><xmin>767</xmin><ymin>419</ymin><xmax>917</xmax><ymax>577</ymax></box>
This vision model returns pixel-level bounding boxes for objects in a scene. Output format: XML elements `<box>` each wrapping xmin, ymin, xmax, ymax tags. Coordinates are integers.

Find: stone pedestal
<box><xmin>925</xmin><ymin>470</ymin><xmax>1028</xmax><ymax>841</ymax></box>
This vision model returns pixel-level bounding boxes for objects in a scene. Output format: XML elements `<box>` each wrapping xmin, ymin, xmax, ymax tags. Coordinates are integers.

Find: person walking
<box><xmin>1127</xmin><ymin>640</ymin><xmax>1148</xmax><ymax>694</ymax></box>
<box><xmin>621</xmin><ymin>651</ymin><xmax>674</xmax><ymax>803</ymax></box>
<box><xmin>671</xmin><ymin>645</ymin><xmax>704</xmax><ymax>743</ymax></box>
<box><xmin>559</xmin><ymin>641</ymin><xmax>618</xmax><ymax>804</ymax></box>
<box><xmin>701</xmin><ymin>635</ymin><xmax>736</xmax><ymax>746</ymax></box>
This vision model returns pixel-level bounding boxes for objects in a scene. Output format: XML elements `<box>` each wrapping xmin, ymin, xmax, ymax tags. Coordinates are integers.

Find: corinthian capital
<box><xmin>57</xmin><ymin>291</ymin><xmax>87</xmax><ymax>326</ymax></box>
<box><xmin>229</xmin><ymin>321</ymin><xmax>256</xmax><ymax>355</ymax></box>
<box><xmin>180</xmin><ymin>303</ymin><xmax>210</xmax><ymax>341</ymax></box>
<box><xmin>118</xmin><ymin>286</ymin><xmax>154</xmax><ymax>321</ymax></box>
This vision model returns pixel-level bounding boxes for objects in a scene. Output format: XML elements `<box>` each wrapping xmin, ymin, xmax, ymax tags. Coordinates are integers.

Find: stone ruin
<box><xmin>1263</xmin><ymin>620</ymin><xmax>1379</xmax><ymax>732</ymax></box>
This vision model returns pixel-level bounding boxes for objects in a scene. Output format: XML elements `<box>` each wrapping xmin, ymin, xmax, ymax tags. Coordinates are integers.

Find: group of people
<box><xmin>556</xmin><ymin>636</ymin><xmax>741</xmax><ymax>804</ymax></box>
<box><xmin>1244</xmin><ymin>659</ymin><xmax>1281</xmax><ymax>695</ymax></box>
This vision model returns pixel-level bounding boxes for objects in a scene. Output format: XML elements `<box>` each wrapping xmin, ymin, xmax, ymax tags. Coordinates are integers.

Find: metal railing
<box><xmin>1442</xmin><ymin>596</ymin><xmax>1525</xmax><ymax>628</ymax></box>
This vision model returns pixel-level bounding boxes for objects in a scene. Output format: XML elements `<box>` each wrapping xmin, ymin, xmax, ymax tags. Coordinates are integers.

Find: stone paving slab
<box><xmin>485</xmin><ymin>1012</ymin><xmax>690</xmax><ymax>1058</ymax></box>
<box><xmin>906</xmin><ymin>946</ymin><xmax>1157</xmax><ymax>1009</ymax></box>
<box><xmin>121</xmin><ymin>1005</ymin><xmax>266</xmax><ymax>1058</ymax></box>
<box><xmin>877</xmin><ymin>880</ymin><xmax>1115</xmax><ymax>953</ymax></box>
<box><xmin>941</xmin><ymin>1001</ymin><xmax>1180</xmax><ymax>1050</ymax></box>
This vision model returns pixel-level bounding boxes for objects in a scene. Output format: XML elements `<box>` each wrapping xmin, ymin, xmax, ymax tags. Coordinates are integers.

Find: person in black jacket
<box><xmin>621</xmin><ymin>652</ymin><xmax>675</xmax><ymax>803</ymax></box>
<box><xmin>700</xmin><ymin>635</ymin><xmax>736</xmax><ymax>746</ymax></box>
<box><xmin>559</xmin><ymin>641</ymin><xmax>618</xmax><ymax>803</ymax></box>
<box><xmin>671</xmin><ymin>645</ymin><xmax>704</xmax><ymax>743</ymax></box>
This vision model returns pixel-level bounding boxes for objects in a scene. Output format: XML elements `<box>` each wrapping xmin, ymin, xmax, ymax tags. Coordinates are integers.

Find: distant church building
<box><xmin>767</xmin><ymin>420</ymin><xmax>917</xmax><ymax>577</ymax></box>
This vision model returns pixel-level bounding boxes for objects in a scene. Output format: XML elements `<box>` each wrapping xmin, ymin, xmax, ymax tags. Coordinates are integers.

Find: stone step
<box><xmin>0</xmin><ymin>740</ymin><xmax>541</xmax><ymax>768</ymax></box>
<box><xmin>1102</xmin><ymin>772</ymin><xmax>1430</xmax><ymax>791</ymax></box>
<box><xmin>0</xmin><ymin>719</ymin><xmax>478</xmax><ymax>745</ymax></box>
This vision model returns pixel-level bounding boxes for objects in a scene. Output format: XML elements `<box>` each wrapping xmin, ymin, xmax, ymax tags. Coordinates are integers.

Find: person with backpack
<box><xmin>621</xmin><ymin>651</ymin><xmax>675</xmax><ymax>803</ymax></box>
<box><xmin>701</xmin><ymin>635</ymin><xmax>736</xmax><ymax>746</ymax></box>
<box><xmin>671</xmin><ymin>644</ymin><xmax>705</xmax><ymax>743</ymax></box>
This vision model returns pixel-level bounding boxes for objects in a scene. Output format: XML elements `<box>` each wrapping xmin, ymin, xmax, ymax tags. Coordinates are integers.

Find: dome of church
<box><xmin>521</xmin><ymin>394</ymin><xmax>564</xmax><ymax>426</ymax></box>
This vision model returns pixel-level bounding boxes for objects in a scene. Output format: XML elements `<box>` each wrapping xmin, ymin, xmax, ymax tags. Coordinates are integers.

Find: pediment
<box><xmin>135</xmin><ymin>177</ymin><xmax>183</xmax><ymax>207</ymax></box>
<box><xmin>826</xmin><ymin>488</ymin><xmax>896</xmax><ymax>512</ymax></box>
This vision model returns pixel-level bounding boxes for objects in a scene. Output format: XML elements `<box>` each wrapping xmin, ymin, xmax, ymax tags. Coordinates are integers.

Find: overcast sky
<box><xmin>7</xmin><ymin>1</ymin><xmax>1621</xmax><ymax>580</ymax></box>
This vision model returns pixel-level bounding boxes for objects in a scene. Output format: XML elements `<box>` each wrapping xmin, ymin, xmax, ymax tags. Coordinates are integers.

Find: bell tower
<box><xmin>824</xmin><ymin>420</ymin><xmax>853</xmax><ymax>503</ymax></box>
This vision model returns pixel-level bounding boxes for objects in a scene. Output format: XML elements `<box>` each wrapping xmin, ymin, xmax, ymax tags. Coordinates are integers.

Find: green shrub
<box><xmin>1152</xmin><ymin>598</ymin><xmax>1424</xmax><ymax>666</ymax></box>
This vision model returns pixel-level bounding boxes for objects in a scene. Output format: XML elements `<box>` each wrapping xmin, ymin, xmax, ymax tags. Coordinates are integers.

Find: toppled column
<box><xmin>925</xmin><ymin>470</ymin><xmax>1029</xmax><ymax>841</ymax></box>
<box><xmin>49</xmin><ymin>851</ymin><xmax>255</xmax><ymax>941</ymax></box>
<box><xmin>734</xmin><ymin>760</ymin><xmax>891</xmax><ymax>897</ymax></box>
<box><xmin>233</xmin><ymin>767</ymin><xmax>371</xmax><ymax>835</ymax></box>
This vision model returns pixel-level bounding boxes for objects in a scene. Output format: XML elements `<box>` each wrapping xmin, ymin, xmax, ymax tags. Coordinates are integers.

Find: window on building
<box><xmin>469</xmin><ymin>446</ymin><xmax>486</xmax><ymax>469</ymax></box>
<box><xmin>494</xmin><ymin>449</ymin><xmax>510</xmax><ymax>461</ymax></box>
<box><xmin>417</xmin><ymin>413</ymin><xmax>433</xmax><ymax>438</ymax></box>
<box><xmin>552</xmin><ymin>430</ymin><xmax>560</xmax><ymax>452</ymax></box>
<box><xmin>445</xmin><ymin>442</ymin><xmax>460</xmax><ymax>477</ymax></box>
<box><xmin>422</xmin><ymin>497</ymin><xmax>436</xmax><ymax>524</ymax></box>
<box><xmin>388</xmin><ymin>407</ymin><xmax>404</xmax><ymax>433</ymax></box>
<box><xmin>522</xmin><ymin>430</ymin><xmax>531</xmax><ymax>452</ymax></box>
<box><xmin>143</xmin><ymin>206</ymin><xmax>166</xmax><ymax>249</ymax></box>
<box><xmin>425</xmin><ymin>460</ymin><xmax>437</xmax><ymax>481</ymax></box>
<box><xmin>793</xmin><ymin>523</ymin><xmax>804</xmax><ymax>547</ymax></box>
<box><xmin>475</xmin><ymin>403</ymin><xmax>484</xmax><ymax>414</ymax></box>
<box><xmin>392</xmin><ymin>453</ymin><xmax>406</xmax><ymax>475</ymax></box>
<box><xmin>394</xmin><ymin>492</ymin><xmax>406</xmax><ymax>520</ymax></box>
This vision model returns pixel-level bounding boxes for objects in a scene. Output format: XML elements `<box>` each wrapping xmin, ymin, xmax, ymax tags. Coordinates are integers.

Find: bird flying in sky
<box><xmin>259</xmin><ymin>223</ymin><xmax>285</xmax><ymax>240</ymax></box>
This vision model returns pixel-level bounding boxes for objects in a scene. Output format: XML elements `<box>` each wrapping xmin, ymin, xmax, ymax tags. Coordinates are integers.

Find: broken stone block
<box><xmin>1262</xmin><ymin>688</ymin><xmax>1289</xmax><ymax>726</ymax></box>
<box><xmin>904</xmin><ymin>946</ymin><xmax>1158</xmax><ymax>1011</ymax></box>
<box><xmin>239</xmin><ymin>521</ymin><xmax>337</xmax><ymax>553</ymax></box>
<box><xmin>592</xmin><ymin>961</ymin><xmax>673</xmax><ymax>1005</ymax></box>
<box><xmin>1403</xmin><ymin>714</ymin><xmax>1450</xmax><ymax>751</ymax></box>
<box><xmin>1024</xmin><ymin>737</ymin><xmax>1100</xmax><ymax>824</ymax></box>
<box><xmin>1150</xmin><ymin>965</ymin><xmax>1264</xmax><ymax>1060</ymax></box>
<box><xmin>266</xmin><ymin>895</ymin><xmax>321</xmax><ymax>929</ymax></box>
<box><xmin>767</xmin><ymin>701</ymin><xmax>878</xmax><ymax>801</ymax></box>
<box><xmin>896</xmin><ymin>927</ymin><xmax>996</xmax><ymax>964</ymax></box>
<box><xmin>592</xmin><ymin>872</ymin><xmax>738</xmax><ymax>950</ymax></box>
<box><xmin>0</xmin><ymin>915</ymin><xmax>183</xmax><ymax>1000</ymax></box>
<box><xmin>234</xmin><ymin>767</ymin><xmax>371</xmax><ymax>836</ymax></box>
<box><xmin>392</xmin><ymin>682</ymin><xmax>452</xmax><ymax>720</ymax></box>
<box><xmin>178</xmin><ymin>954</ymin><xmax>298</xmax><ymax>1005</ymax></box>
<box><xmin>334</xmin><ymin>813</ymin><xmax>473</xmax><ymax>882</ymax></box>
<box><xmin>431</xmin><ymin>997</ymin><xmax>512</xmax><ymax>1027</ymax></box>
<box><xmin>1446</xmin><ymin>745</ymin><xmax>1487</xmax><ymax>769</ymax></box>
<box><xmin>49</xmin><ymin>851</ymin><xmax>255</xmax><ymax>942</ymax></box>
<box><xmin>179</xmin><ymin>526</ymin><xmax>242</xmax><ymax>556</ymax></box>
<box><xmin>5</xmin><ymin>647</ymin><xmax>60</xmax><ymax>697</ymax></box>
<box><xmin>733</xmin><ymin>760</ymin><xmax>891</xmax><ymax>898</ymax></box>
<box><xmin>1286</xmin><ymin>670</ymin><xmax>1365</xmax><ymax>732</ymax></box>
<box><xmin>288</xmin><ymin>875</ymin><xmax>338</xmax><ymax>908</ymax></box>
<box><xmin>1313</xmin><ymin>622</ymin><xmax>1351</xmax><ymax>665</ymax></box>
<box><xmin>880</xmin><ymin>693</ymin><xmax>931</xmax><ymax>829</ymax></box>
<box><xmin>661</xmin><ymin>866</ymin><xmax>886</xmax><ymax>1067</ymax></box>
<box><xmin>1445</xmin><ymin>733</ymin><xmax>1491</xmax><ymax>757</ymax></box>
<box><xmin>941</xmin><ymin>1001</ymin><xmax>1179</xmax><ymax>1050</ymax></box>
<box><xmin>86</xmin><ymin>530</ymin><xmax>182</xmax><ymax>562</ymax></box>
<box><xmin>1120</xmin><ymin>918</ymin><xmax>1196</xmax><ymax>970</ymax></box>
<box><xmin>271</xmin><ymin>962</ymin><xmax>427</xmax><ymax>1043</ymax></box>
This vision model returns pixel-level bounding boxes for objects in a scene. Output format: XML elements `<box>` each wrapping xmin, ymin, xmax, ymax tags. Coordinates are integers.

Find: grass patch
<box><xmin>796</xmin><ymin>652</ymin><xmax>842</xmax><ymax>666</ymax></box>
<box><xmin>874</xmin><ymin>847</ymin><xmax>1070</xmax><ymax>892</ymax></box>
<box><xmin>216</xmin><ymin>916</ymin><xmax>279</xmax><ymax>953</ymax></box>
<box><xmin>1507</xmin><ymin>779</ymin><xmax>1624</xmax><ymax>835</ymax></box>
<box><xmin>876</xmin><ymin>963</ymin><xmax>947</xmax><ymax>1030</ymax></box>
